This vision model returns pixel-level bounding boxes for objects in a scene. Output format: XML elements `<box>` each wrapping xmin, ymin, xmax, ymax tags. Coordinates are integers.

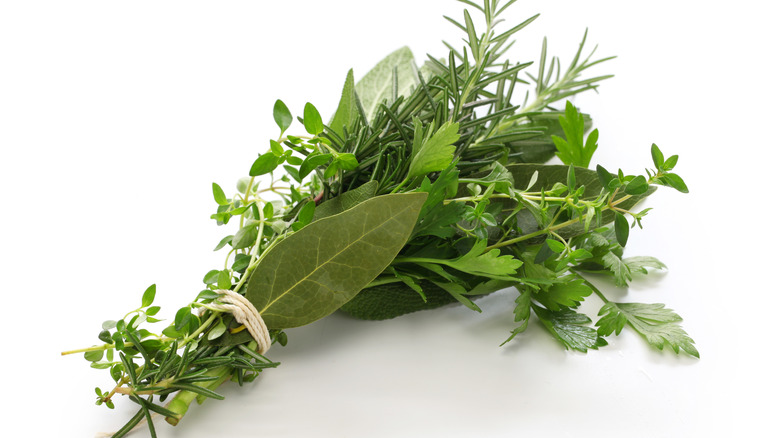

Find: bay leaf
<box><xmin>311</xmin><ymin>180</ymin><xmax>378</xmax><ymax>222</ymax></box>
<box><xmin>246</xmin><ymin>192</ymin><xmax>427</xmax><ymax>329</ymax></box>
<box><xmin>354</xmin><ymin>46</ymin><xmax>418</xmax><ymax>122</ymax></box>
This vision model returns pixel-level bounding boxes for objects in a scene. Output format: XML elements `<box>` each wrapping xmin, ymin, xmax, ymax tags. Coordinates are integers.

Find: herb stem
<box><xmin>61</xmin><ymin>343</ymin><xmax>114</xmax><ymax>356</ymax></box>
<box><xmin>573</xmin><ymin>271</ymin><xmax>609</xmax><ymax>304</ymax></box>
<box><xmin>366</xmin><ymin>277</ymin><xmax>403</xmax><ymax>288</ymax></box>
<box><xmin>180</xmin><ymin>311</ymin><xmax>220</xmax><ymax>346</ymax></box>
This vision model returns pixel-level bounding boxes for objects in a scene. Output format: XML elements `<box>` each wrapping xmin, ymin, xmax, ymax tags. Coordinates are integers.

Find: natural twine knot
<box><xmin>211</xmin><ymin>289</ymin><xmax>272</xmax><ymax>354</ymax></box>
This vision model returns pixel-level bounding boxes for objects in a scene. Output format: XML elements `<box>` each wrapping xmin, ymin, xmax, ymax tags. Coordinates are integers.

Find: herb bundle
<box><xmin>63</xmin><ymin>1</ymin><xmax>696</xmax><ymax>436</ymax></box>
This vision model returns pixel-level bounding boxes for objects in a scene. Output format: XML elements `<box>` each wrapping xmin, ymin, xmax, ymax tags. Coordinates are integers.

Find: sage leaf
<box><xmin>329</xmin><ymin>69</ymin><xmax>357</xmax><ymax>138</ymax></box>
<box><xmin>245</xmin><ymin>192</ymin><xmax>427</xmax><ymax>329</ymax></box>
<box><xmin>354</xmin><ymin>46</ymin><xmax>418</xmax><ymax>121</ymax></box>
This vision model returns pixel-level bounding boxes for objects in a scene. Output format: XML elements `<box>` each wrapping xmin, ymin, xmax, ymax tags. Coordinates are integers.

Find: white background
<box><xmin>1</xmin><ymin>1</ymin><xmax>776</xmax><ymax>437</ymax></box>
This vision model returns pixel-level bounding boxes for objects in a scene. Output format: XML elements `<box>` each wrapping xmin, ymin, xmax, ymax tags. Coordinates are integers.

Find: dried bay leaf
<box><xmin>245</xmin><ymin>192</ymin><xmax>427</xmax><ymax>329</ymax></box>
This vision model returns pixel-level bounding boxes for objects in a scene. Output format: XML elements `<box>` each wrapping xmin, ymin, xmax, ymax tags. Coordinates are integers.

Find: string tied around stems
<box><xmin>210</xmin><ymin>289</ymin><xmax>272</xmax><ymax>354</ymax></box>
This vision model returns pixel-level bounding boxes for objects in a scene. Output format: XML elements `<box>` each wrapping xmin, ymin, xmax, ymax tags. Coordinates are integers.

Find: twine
<box><xmin>211</xmin><ymin>289</ymin><xmax>272</xmax><ymax>354</ymax></box>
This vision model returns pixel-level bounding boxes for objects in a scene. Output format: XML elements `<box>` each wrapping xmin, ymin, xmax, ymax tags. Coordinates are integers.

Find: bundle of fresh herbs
<box><xmin>63</xmin><ymin>1</ymin><xmax>696</xmax><ymax>436</ymax></box>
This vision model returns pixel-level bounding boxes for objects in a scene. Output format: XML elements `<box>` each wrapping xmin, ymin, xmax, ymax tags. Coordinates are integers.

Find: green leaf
<box><xmin>297</xmin><ymin>201</ymin><xmax>315</xmax><ymax>226</ymax></box>
<box><xmin>623</xmin><ymin>256</ymin><xmax>667</xmax><ymax>275</ymax></box>
<box><xmin>231</xmin><ymin>254</ymin><xmax>252</xmax><ymax>274</ymax></box>
<box><xmin>98</xmin><ymin>330</ymin><xmax>112</xmax><ymax>343</ymax></box>
<box><xmin>602</xmin><ymin>250</ymin><xmax>632</xmax><ymax>287</ymax></box>
<box><xmin>141</xmin><ymin>284</ymin><xmax>156</xmax><ymax>308</ymax></box>
<box><xmin>197</xmin><ymin>290</ymin><xmax>220</xmax><ymax>300</ymax></box>
<box><xmin>332</xmin><ymin>152</ymin><xmax>359</xmax><ymax>171</ymax></box>
<box><xmin>415</xmin><ymin>163</ymin><xmax>459</xmax><ymax>216</ymax></box>
<box><xmin>232</xmin><ymin>224</ymin><xmax>258</xmax><ymax>249</ymax></box>
<box><xmin>533</xmin><ymin>278</ymin><xmax>592</xmax><ymax>311</ymax></box>
<box><xmin>407</xmin><ymin>121</ymin><xmax>460</xmax><ymax>178</ymax></box>
<box><xmin>84</xmin><ymin>349</ymin><xmax>103</xmax><ymax>362</ymax></box>
<box><xmin>663</xmin><ymin>155</ymin><xmax>679</xmax><ymax>171</ymax></box>
<box><xmin>354</xmin><ymin>46</ymin><xmax>417</xmax><ymax>121</ymax></box>
<box><xmin>339</xmin><ymin>280</ymin><xmax>462</xmax><ymax>321</ymax></box>
<box><xmin>400</xmin><ymin>240</ymin><xmax>522</xmax><ymax>282</ymax></box>
<box><xmin>213</xmin><ymin>235</ymin><xmax>233</xmax><ymax>251</ymax></box>
<box><xmin>322</xmin><ymin>161</ymin><xmax>339</xmax><ymax>179</ymax></box>
<box><xmin>203</xmin><ymin>269</ymin><xmax>220</xmax><ymax>285</ymax></box>
<box><xmin>650</xmin><ymin>143</ymin><xmax>664</xmax><ymax>170</ymax></box>
<box><xmin>431</xmin><ymin>280</ymin><xmax>480</xmax><ymax>312</ymax></box>
<box><xmin>662</xmin><ymin>173</ymin><xmax>689</xmax><ymax>193</ymax></box>
<box><xmin>249</xmin><ymin>152</ymin><xmax>278</xmax><ymax>177</ymax></box>
<box><xmin>299</xmin><ymin>153</ymin><xmax>332</xmax><ymax>179</ymax></box>
<box><xmin>624</xmin><ymin>175</ymin><xmax>648</xmax><ymax>195</ymax></box>
<box><xmin>269</xmin><ymin>140</ymin><xmax>284</xmax><ymax>156</ymax></box>
<box><xmin>596</xmin><ymin>165</ymin><xmax>612</xmax><ymax>189</ymax></box>
<box><xmin>500</xmin><ymin>287</ymin><xmax>532</xmax><ymax>346</ymax></box>
<box><xmin>566</xmin><ymin>164</ymin><xmax>576</xmax><ymax>192</ymax></box>
<box><xmin>552</xmin><ymin>101</ymin><xmax>596</xmax><ymax>167</ymax></box>
<box><xmin>533</xmin><ymin>305</ymin><xmax>604</xmax><ymax>352</ymax></box>
<box><xmin>244</xmin><ymin>192</ymin><xmax>428</xmax><ymax>329</ymax></box>
<box><xmin>411</xmin><ymin>201</ymin><xmax>466</xmax><ymax>239</ymax></box>
<box><xmin>311</xmin><ymin>181</ymin><xmax>378</xmax><ymax>221</ymax></box>
<box><xmin>614</xmin><ymin>213</ymin><xmax>629</xmax><ymax>247</ymax></box>
<box><xmin>161</xmin><ymin>325</ymin><xmax>181</xmax><ymax>338</ymax></box>
<box><xmin>174</xmin><ymin>307</ymin><xmax>192</xmax><ymax>332</ymax></box>
<box><xmin>303</xmin><ymin>102</ymin><xmax>324</xmax><ymax>135</ymax></box>
<box><xmin>211</xmin><ymin>183</ymin><xmax>229</xmax><ymax>206</ymax></box>
<box><xmin>273</xmin><ymin>99</ymin><xmax>292</xmax><ymax>134</ymax></box>
<box><xmin>207</xmin><ymin>319</ymin><xmax>227</xmax><ymax>341</ymax></box>
<box><xmin>217</xmin><ymin>269</ymin><xmax>232</xmax><ymax>290</ymax></box>
<box><xmin>329</xmin><ymin>69</ymin><xmax>357</xmax><ymax>138</ymax></box>
<box><xmin>91</xmin><ymin>361</ymin><xmax>114</xmax><ymax>370</ymax></box>
<box><xmin>460</xmin><ymin>162</ymin><xmax>516</xmax><ymax>195</ymax></box>
<box><xmin>262</xmin><ymin>202</ymin><xmax>275</xmax><ymax>220</ymax></box>
<box><xmin>443</xmin><ymin>239</ymin><xmax>522</xmax><ymax>280</ymax></box>
<box><xmin>545</xmin><ymin>239</ymin><xmax>565</xmax><ymax>253</ymax></box>
<box><xmin>596</xmin><ymin>302</ymin><xmax>698</xmax><ymax>358</ymax></box>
